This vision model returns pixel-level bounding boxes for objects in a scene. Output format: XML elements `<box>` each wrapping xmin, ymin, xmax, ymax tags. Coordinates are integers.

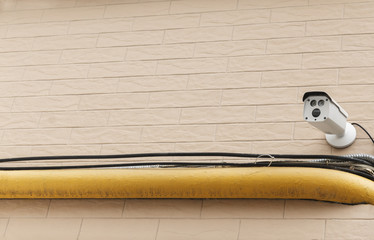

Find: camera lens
<box><xmin>318</xmin><ymin>100</ymin><xmax>324</xmax><ymax>106</ymax></box>
<box><xmin>312</xmin><ymin>108</ymin><xmax>321</xmax><ymax>117</ymax></box>
<box><xmin>310</xmin><ymin>100</ymin><xmax>317</xmax><ymax>107</ymax></box>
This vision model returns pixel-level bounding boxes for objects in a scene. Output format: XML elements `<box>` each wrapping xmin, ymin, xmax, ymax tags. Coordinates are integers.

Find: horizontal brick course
<box><xmin>239</xmin><ymin>219</ymin><xmax>325</xmax><ymax>240</ymax></box>
<box><xmin>104</xmin><ymin>2</ymin><xmax>170</xmax><ymax>18</ymax></box>
<box><xmin>6</xmin><ymin>22</ymin><xmax>69</xmax><ymax>38</ymax></box>
<box><xmin>158</xmin><ymin>219</ymin><xmax>240</xmax><ymax>240</ymax></box>
<box><xmin>133</xmin><ymin>14</ymin><xmax>200</xmax><ymax>31</ymax></box>
<box><xmin>79</xmin><ymin>219</ymin><xmax>159</xmax><ymax>240</ymax></box>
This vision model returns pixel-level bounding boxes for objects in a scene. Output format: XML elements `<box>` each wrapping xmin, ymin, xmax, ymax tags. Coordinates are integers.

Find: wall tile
<box><xmin>343</xmin><ymin>103</ymin><xmax>374</xmax><ymax>120</ymax></box>
<box><xmin>31</xmin><ymin>144</ymin><xmax>101</xmax><ymax>156</ymax></box>
<box><xmin>33</xmin><ymin>34</ymin><xmax>97</xmax><ymax>51</ymax></box>
<box><xmin>271</xmin><ymin>4</ymin><xmax>343</xmax><ymax>22</ymax></box>
<box><xmin>15</xmin><ymin>0</ymin><xmax>76</xmax><ymax>10</ymax></box>
<box><xmin>307</xmin><ymin>18</ymin><xmax>374</xmax><ymax>36</ymax></box>
<box><xmin>222</xmin><ymin>88</ymin><xmax>298</xmax><ymax>106</ymax></box>
<box><xmin>6</xmin><ymin>218</ymin><xmax>81</xmax><ymax>240</ymax></box>
<box><xmin>267</xmin><ymin>36</ymin><xmax>341</xmax><ymax>54</ymax></box>
<box><xmin>188</xmin><ymin>72</ymin><xmax>261</xmax><ymax>90</ymax></box>
<box><xmin>69</xmin><ymin>18</ymin><xmax>132</xmax><ymax>34</ymax></box>
<box><xmin>344</xmin><ymin>2</ymin><xmax>374</xmax><ymax>18</ymax></box>
<box><xmin>104</xmin><ymin>1</ymin><xmax>169</xmax><ymax>18</ymax></box>
<box><xmin>7</xmin><ymin>22</ymin><xmax>69</xmax><ymax>38</ymax></box>
<box><xmin>61</xmin><ymin>47</ymin><xmax>125</xmax><ymax>64</ymax></box>
<box><xmin>97</xmin><ymin>31</ymin><xmax>164</xmax><ymax>47</ymax></box>
<box><xmin>142</xmin><ymin>125</ymin><xmax>216</xmax><ymax>142</ymax></box>
<box><xmin>0</xmin><ymin>219</ymin><xmax>7</xmax><ymax>237</ymax></box>
<box><xmin>108</xmin><ymin>109</ymin><xmax>180</xmax><ymax>126</ymax></box>
<box><xmin>2</xmin><ymin>128</ymin><xmax>71</xmax><ymax>145</ymax></box>
<box><xmin>0</xmin><ymin>51</ymin><xmax>61</xmax><ymax>67</ymax></box>
<box><xmin>0</xmin><ymin>200</ymin><xmax>49</xmax><ymax>217</ymax></box>
<box><xmin>42</xmin><ymin>6</ymin><xmax>105</xmax><ymax>22</ymax></box>
<box><xmin>79</xmin><ymin>219</ymin><xmax>159</xmax><ymax>240</ymax></box>
<box><xmin>325</xmin><ymin>220</ymin><xmax>374</xmax><ymax>240</ymax></box>
<box><xmin>180</xmin><ymin>106</ymin><xmax>256</xmax><ymax>124</ymax></box>
<box><xmin>343</xmin><ymin>34</ymin><xmax>374</xmax><ymax>51</ymax></box>
<box><xmin>149</xmin><ymin>90</ymin><xmax>221</xmax><ymax>108</ymax></box>
<box><xmin>0</xmin><ymin>25</ymin><xmax>7</xmax><ymax>38</ymax></box>
<box><xmin>202</xmin><ymin>199</ymin><xmax>284</xmax><ymax>218</ymax></box>
<box><xmin>0</xmin><ymin>112</ymin><xmax>40</xmax><ymax>129</ymax></box>
<box><xmin>157</xmin><ymin>219</ymin><xmax>240</xmax><ymax>240</ymax></box>
<box><xmin>50</xmin><ymin>78</ymin><xmax>118</xmax><ymax>95</ymax></box>
<box><xmin>303</xmin><ymin>51</ymin><xmax>374</xmax><ymax>69</ymax></box>
<box><xmin>0</xmin><ymin>98</ymin><xmax>14</xmax><ymax>112</ymax></box>
<box><xmin>0</xmin><ymin>38</ymin><xmax>34</xmax><ymax>52</ymax></box>
<box><xmin>0</xmin><ymin>1</ymin><xmax>16</xmax><ymax>11</ymax></box>
<box><xmin>101</xmin><ymin>143</ymin><xmax>175</xmax><ymax>154</ymax></box>
<box><xmin>339</xmin><ymin>67</ymin><xmax>374</xmax><ymax>84</ymax></box>
<box><xmin>216</xmin><ymin>123</ymin><xmax>294</xmax><ymax>141</ymax></box>
<box><xmin>118</xmin><ymin>75</ymin><xmax>188</xmax><ymax>92</ymax></box>
<box><xmin>255</xmin><ymin>104</ymin><xmax>301</xmax><ymax>122</ymax></box>
<box><xmin>0</xmin><ymin>81</ymin><xmax>51</xmax><ymax>97</ymax></box>
<box><xmin>228</xmin><ymin>54</ymin><xmax>302</xmax><ymax>72</ymax></box>
<box><xmin>294</xmin><ymin>122</ymin><xmax>325</xmax><ymax>140</ymax></box>
<box><xmin>124</xmin><ymin>199</ymin><xmax>202</xmax><ymax>218</ymax></box>
<box><xmin>48</xmin><ymin>199</ymin><xmax>124</xmax><ymax>218</ymax></box>
<box><xmin>79</xmin><ymin>93</ymin><xmax>149</xmax><ymax>110</ymax></box>
<box><xmin>262</xmin><ymin>69</ymin><xmax>338</xmax><ymax>87</ymax></box>
<box><xmin>200</xmin><ymin>9</ymin><xmax>270</xmax><ymax>26</ymax></box>
<box><xmin>13</xmin><ymin>96</ymin><xmax>80</xmax><ymax>112</ymax></box>
<box><xmin>175</xmin><ymin>141</ymin><xmax>252</xmax><ymax>152</ymax></box>
<box><xmin>39</xmin><ymin>111</ymin><xmax>108</xmax><ymax>128</ymax></box>
<box><xmin>88</xmin><ymin>61</ymin><xmax>157</xmax><ymax>78</ymax></box>
<box><xmin>164</xmin><ymin>26</ymin><xmax>233</xmax><ymax>44</ymax></box>
<box><xmin>157</xmin><ymin>58</ymin><xmax>228</xmax><ymax>75</ymax></box>
<box><xmin>69</xmin><ymin>127</ymin><xmax>141</xmax><ymax>144</ymax></box>
<box><xmin>24</xmin><ymin>65</ymin><xmax>89</xmax><ymax>80</ymax></box>
<box><xmin>0</xmin><ymin>67</ymin><xmax>25</xmax><ymax>82</ymax></box>
<box><xmin>252</xmin><ymin>140</ymin><xmax>332</xmax><ymax>154</ymax></box>
<box><xmin>170</xmin><ymin>0</ymin><xmax>237</xmax><ymax>14</ymax></box>
<box><xmin>238</xmin><ymin>219</ymin><xmax>325</xmax><ymax>240</ymax></box>
<box><xmin>238</xmin><ymin>0</ymin><xmax>308</xmax><ymax>9</ymax></box>
<box><xmin>194</xmin><ymin>40</ymin><xmax>266</xmax><ymax>57</ymax></box>
<box><xmin>310</xmin><ymin>0</ymin><xmax>364</xmax><ymax>4</ymax></box>
<box><xmin>0</xmin><ymin>146</ymin><xmax>33</xmax><ymax>158</ymax></box>
<box><xmin>127</xmin><ymin>44</ymin><xmax>194</xmax><ymax>61</ymax></box>
<box><xmin>76</xmin><ymin>0</ymin><xmax>138</xmax><ymax>6</ymax></box>
<box><xmin>234</xmin><ymin>22</ymin><xmax>305</xmax><ymax>40</ymax></box>
<box><xmin>133</xmin><ymin>14</ymin><xmax>200</xmax><ymax>31</ymax></box>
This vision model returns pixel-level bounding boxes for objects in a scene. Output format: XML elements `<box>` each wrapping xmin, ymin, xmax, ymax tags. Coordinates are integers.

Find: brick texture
<box><xmin>1</xmin><ymin>0</ymin><xmax>374</xmax><ymax>239</ymax></box>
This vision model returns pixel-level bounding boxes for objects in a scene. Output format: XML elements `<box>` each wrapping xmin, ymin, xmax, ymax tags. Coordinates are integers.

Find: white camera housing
<box><xmin>302</xmin><ymin>91</ymin><xmax>356</xmax><ymax>148</ymax></box>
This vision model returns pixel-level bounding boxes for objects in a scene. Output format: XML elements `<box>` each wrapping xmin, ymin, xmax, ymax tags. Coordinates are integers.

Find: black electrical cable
<box><xmin>1</xmin><ymin>161</ymin><xmax>373</xmax><ymax>181</ymax></box>
<box><xmin>0</xmin><ymin>152</ymin><xmax>373</xmax><ymax>181</ymax></box>
<box><xmin>0</xmin><ymin>152</ymin><xmax>372</xmax><ymax>166</ymax></box>
<box><xmin>352</xmin><ymin>123</ymin><xmax>374</xmax><ymax>144</ymax></box>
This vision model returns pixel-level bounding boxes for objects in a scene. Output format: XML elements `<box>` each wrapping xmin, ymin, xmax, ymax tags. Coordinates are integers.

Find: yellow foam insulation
<box><xmin>0</xmin><ymin>167</ymin><xmax>373</xmax><ymax>204</ymax></box>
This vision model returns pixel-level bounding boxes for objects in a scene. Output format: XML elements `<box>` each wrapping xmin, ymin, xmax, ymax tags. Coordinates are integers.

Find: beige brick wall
<box><xmin>0</xmin><ymin>199</ymin><xmax>373</xmax><ymax>240</ymax></box>
<box><xmin>1</xmin><ymin>0</ymin><xmax>374</xmax><ymax>239</ymax></box>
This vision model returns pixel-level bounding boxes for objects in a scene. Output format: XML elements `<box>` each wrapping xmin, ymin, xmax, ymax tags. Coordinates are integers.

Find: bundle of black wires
<box><xmin>1</xmin><ymin>152</ymin><xmax>374</xmax><ymax>181</ymax></box>
<box><xmin>0</xmin><ymin>123</ymin><xmax>372</xmax><ymax>180</ymax></box>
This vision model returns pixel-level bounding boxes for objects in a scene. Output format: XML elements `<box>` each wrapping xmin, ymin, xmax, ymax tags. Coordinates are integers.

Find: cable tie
<box><xmin>256</xmin><ymin>154</ymin><xmax>275</xmax><ymax>166</ymax></box>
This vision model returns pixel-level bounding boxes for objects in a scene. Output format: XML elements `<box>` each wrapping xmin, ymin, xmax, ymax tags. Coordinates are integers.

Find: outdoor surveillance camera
<box><xmin>302</xmin><ymin>91</ymin><xmax>356</xmax><ymax>148</ymax></box>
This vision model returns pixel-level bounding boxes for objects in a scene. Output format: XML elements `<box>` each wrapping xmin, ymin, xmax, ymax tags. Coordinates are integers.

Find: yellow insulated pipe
<box><xmin>1</xmin><ymin>167</ymin><xmax>374</xmax><ymax>204</ymax></box>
